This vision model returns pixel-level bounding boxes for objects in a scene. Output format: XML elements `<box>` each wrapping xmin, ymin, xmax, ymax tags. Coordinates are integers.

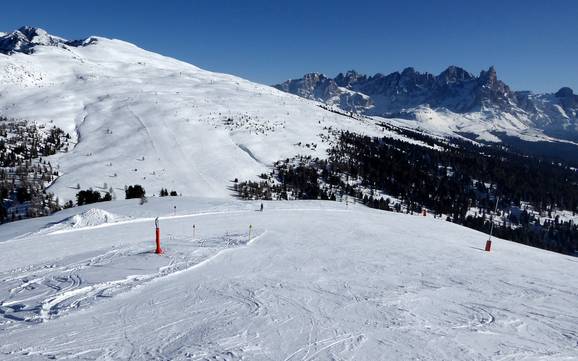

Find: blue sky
<box><xmin>1</xmin><ymin>0</ymin><xmax>577</xmax><ymax>92</ymax></box>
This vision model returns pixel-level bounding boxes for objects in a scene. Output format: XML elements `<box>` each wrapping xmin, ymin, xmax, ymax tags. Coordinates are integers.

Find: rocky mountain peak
<box><xmin>335</xmin><ymin>70</ymin><xmax>367</xmax><ymax>87</ymax></box>
<box><xmin>302</xmin><ymin>72</ymin><xmax>327</xmax><ymax>81</ymax></box>
<box><xmin>556</xmin><ymin>87</ymin><xmax>575</xmax><ymax>98</ymax></box>
<box><xmin>401</xmin><ymin>67</ymin><xmax>416</xmax><ymax>76</ymax></box>
<box><xmin>0</xmin><ymin>26</ymin><xmax>93</xmax><ymax>55</ymax></box>
<box><xmin>555</xmin><ymin>87</ymin><xmax>578</xmax><ymax>109</ymax></box>
<box><xmin>0</xmin><ymin>26</ymin><xmax>64</xmax><ymax>54</ymax></box>
<box><xmin>438</xmin><ymin>66</ymin><xmax>473</xmax><ymax>83</ymax></box>
<box><xmin>345</xmin><ymin>69</ymin><xmax>359</xmax><ymax>77</ymax></box>
<box><xmin>17</xmin><ymin>26</ymin><xmax>49</xmax><ymax>40</ymax></box>
<box><xmin>479</xmin><ymin>66</ymin><xmax>498</xmax><ymax>85</ymax></box>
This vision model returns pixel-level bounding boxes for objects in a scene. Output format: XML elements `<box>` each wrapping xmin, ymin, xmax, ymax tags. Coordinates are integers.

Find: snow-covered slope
<box><xmin>385</xmin><ymin>105</ymin><xmax>563</xmax><ymax>143</ymax></box>
<box><xmin>0</xmin><ymin>27</ymin><xmax>382</xmax><ymax>202</ymax></box>
<box><xmin>0</xmin><ymin>197</ymin><xmax>577</xmax><ymax>360</ymax></box>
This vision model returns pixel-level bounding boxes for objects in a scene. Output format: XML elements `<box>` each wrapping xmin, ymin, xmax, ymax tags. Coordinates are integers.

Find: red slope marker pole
<box><xmin>485</xmin><ymin>196</ymin><xmax>499</xmax><ymax>252</ymax></box>
<box><xmin>155</xmin><ymin>217</ymin><xmax>163</xmax><ymax>254</ymax></box>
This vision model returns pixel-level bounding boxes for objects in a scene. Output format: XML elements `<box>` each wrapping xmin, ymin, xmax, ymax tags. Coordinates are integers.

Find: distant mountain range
<box><xmin>274</xmin><ymin>67</ymin><xmax>578</xmax><ymax>143</ymax></box>
<box><xmin>2</xmin><ymin>25</ymin><xmax>578</xmax><ymax>206</ymax></box>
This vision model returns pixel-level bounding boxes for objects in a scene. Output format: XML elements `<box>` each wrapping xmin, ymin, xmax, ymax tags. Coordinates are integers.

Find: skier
<box><xmin>260</xmin><ymin>203</ymin><xmax>264</xmax><ymax>212</ymax></box>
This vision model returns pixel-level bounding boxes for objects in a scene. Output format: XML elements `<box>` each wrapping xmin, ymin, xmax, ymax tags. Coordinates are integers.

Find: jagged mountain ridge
<box><xmin>274</xmin><ymin>66</ymin><xmax>578</xmax><ymax>141</ymax></box>
<box><xmin>0</xmin><ymin>26</ymin><xmax>97</xmax><ymax>55</ymax></box>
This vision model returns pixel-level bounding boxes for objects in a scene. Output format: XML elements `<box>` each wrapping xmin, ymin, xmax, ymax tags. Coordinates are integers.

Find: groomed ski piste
<box><xmin>1</xmin><ymin>197</ymin><xmax>577</xmax><ymax>360</ymax></box>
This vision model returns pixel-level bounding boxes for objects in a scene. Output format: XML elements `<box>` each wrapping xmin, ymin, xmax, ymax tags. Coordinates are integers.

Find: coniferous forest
<box><xmin>3</xmin><ymin>113</ymin><xmax>578</xmax><ymax>255</ymax></box>
<box><xmin>0</xmin><ymin>118</ymin><xmax>69</xmax><ymax>222</ymax></box>
<box><xmin>236</xmin><ymin>125</ymin><xmax>578</xmax><ymax>255</ymax></box>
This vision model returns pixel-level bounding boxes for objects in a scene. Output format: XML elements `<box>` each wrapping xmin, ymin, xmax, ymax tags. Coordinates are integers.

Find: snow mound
<box><xmin>66</xmin><ymin>208</ymin><xmax>124</xmax><ymax>228</ymax></box>
<box><xmin>41</xmin><ymin>208</ymin><xmax>129</xmax><ymax>234</ymax></box>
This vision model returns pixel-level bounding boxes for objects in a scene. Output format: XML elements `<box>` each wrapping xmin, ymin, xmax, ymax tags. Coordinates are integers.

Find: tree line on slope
<box><xmin>236</xmin><ymin>129</ymin><xmax>578</xmax><ymax>255</ymax></box>
<box><xmin>0</xmin><ymin>117</ymin><xmax>184</xmax><ymax>223</ymax></box>
<box><xmin>75</xmin><ymin>185</ymin><xmax>180</xmax><ymax>207</ymax></box>
<box><xmin>0</xmin><ymin>119</ymin><xmax>69</xmax><ymax>222</ymax></box>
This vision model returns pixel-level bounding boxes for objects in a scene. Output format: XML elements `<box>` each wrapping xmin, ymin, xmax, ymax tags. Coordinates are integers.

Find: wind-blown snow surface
<box><xmin>1</xmin><ymin>198</ymin><xmax>577</xmax><ymax>360</ymax></box>
<box><xmin>0</xmin><ymin>32</ymin><xmax>382</xmax><ymax>202</ymax></box>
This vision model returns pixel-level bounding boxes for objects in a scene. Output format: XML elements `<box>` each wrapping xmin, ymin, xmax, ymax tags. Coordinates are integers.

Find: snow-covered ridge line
<box><xmin>0</xmin><ymin>26</ymin><xmax>392</xmax><ymax>203</ymax></box>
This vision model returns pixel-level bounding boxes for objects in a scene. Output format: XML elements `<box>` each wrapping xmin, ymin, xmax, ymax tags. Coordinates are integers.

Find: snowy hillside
<box><xmin>0</xmin><ymin>197</ymin><xmax>577</xmax><ymax>360</ymax></box>
<box><xmin>0</xmin><ymin>27</ymin><xmax>384</xmax><ymax>202</ymax></box>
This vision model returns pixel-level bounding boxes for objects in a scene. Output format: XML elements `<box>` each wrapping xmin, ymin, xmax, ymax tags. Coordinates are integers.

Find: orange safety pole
<box><xmin>155</xmin><ymin>217</ymin><xmax>163</xmax><ymax>254</ymax></box>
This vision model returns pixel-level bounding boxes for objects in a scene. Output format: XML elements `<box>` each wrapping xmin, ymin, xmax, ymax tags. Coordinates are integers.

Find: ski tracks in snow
<box><xmin>0</xmin><ymin>231</ymin><xmax>264</xmax><ymax>331</ymax></box>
